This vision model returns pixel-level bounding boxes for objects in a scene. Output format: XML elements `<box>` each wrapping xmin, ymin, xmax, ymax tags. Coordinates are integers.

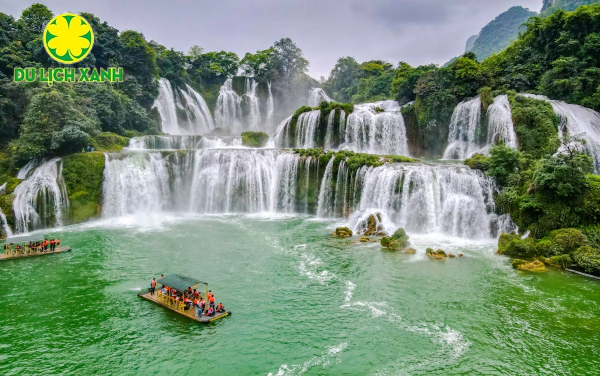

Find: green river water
<box><xmin>0</xmin><ymin>214</ymin><xmax>599</xmax><ymax>375</ymax></box>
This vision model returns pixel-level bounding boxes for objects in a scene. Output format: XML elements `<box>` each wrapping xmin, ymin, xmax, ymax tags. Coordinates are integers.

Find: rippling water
<box><xmin>0</xmin><ymin>214</ymin><xmax>599</xmax><ymax>375</ymax></box>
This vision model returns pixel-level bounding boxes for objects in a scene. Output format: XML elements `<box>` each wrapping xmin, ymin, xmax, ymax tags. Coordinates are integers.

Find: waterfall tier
<box><xmin>12</xmin><ymin>159</ymin><xmax>69</xmax><ymax>233</ymax></box>
<box><xmin>101</xmin><ymin>149</ymin><xmax>511</xmax><ymax>239</ymax></box>
<box><xmin>153</xmin><ymin>78</ymin><xmax>214</xmax><ymax>135</ymax></box>
<box><xmin>521</xmin><ymin>94</ymin><xmax>600</xmax><ymax>172</ymax></box>
<box><xmin>308</xmin><ymin>88</ymin><xmax>332</xmax><ymax>107</ymax></box>
<box><xmin>275</xmin><ymin>100</ymin><xmax>409</xmax><ymax>156</ymax></box>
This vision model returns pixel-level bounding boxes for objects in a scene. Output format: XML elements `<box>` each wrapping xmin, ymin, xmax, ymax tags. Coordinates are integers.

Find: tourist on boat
<box><xmin>216</xmin><ymin>303</ymin><xmax>225</xmax><ymax>313</ymax></box>
<box><xmin>150</xmin><ymin>278</ymin><xmax>156</xmax><ymax>295</ymax></box>
<box><xmin>56</xmin><ymin>238</ymin><xmax>61</xmax><ymax>248</ymax></box>
<box><xmin>193</xmin><ymin>289</ymin><xmax>198</xmax><ymax>298</ymax></box>
<box><xmin>199</xmin><ymin>297</ymin><xmax>206</xmax><ymax>312</ymax></box>
<box><xmin>209</xmin><ymin>295</ymin><xmax>215</xmax><ymax>309</ymax></box>
<box><xmin>206</xmin><ymin>307</ymin><xmax>215</xmax><ymax>317</ymax></box>
<box><xmin>44</xmin><ymin>240</ymin><xmax>48</xmax><ymax>251</ymax></box>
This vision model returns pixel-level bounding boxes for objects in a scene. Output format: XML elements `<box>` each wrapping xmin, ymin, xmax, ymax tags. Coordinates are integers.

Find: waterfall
<box><xmin>333</xmin><ymin>160</ymin><xmax>349</xmax><ymax>217</ymax></box>
<box><xmin>243</xmin><ymin>78</ymin><xmax>261</xmax><ymax>130</ymax></box>
<box><xmin>308</xmin><ymin>88</ymin><xmax>332</xmax><ymax>107</ymax></box>
<box><xmin>339</xmin><ymin>110</ymin><xmax>346</xmax><ymax>145</ymax></box>
<box><xmin>521</xmin><ymin>94</ymin><xmax>600</xmax><ymax>172</ymax></box>
<box><xmin>13</xmin><ymin>159</ymin><xmax>69</xmax><ymax>233</ymax></box>
<box><xmin>215</xmin><ymin>78</ymin><xmax>242</xmax><ymax>132</ymax></box>
<box><xmin>443</xmin><ymin>97</ymin><xmax>482</xmax><ymax>159</ymax></box>
<box><xmin>316</xmin><ymin>156</ymin><xmax>335</xmax><ymax>217</ymax></box>
<box><xmin>486</xmin><ymin>95</ymin><xmax>517</xmax><ymax>149</ymax></box>
<box><xmin>274</xmin><ymin>116</ymin><xmax>292</xmax><ymax>148</ymax></box>
<box><xmin>324</xmin><ymin>110</ymin><xmax>336</xmax><ymax>150</ymax></box>
<box><xmin>153</xmin><ymin>78</ymin><xmax>179</xmax><ymax>135</ymax></box>
<box><xmin>266</xmin><ymin>82</ymin><xmax>274</xmax><ymax>128</ymax></box>
<box><xmin>341</xmin><ymin>101</ymin><xmax>409</xmax><ymax>155</ymax></box>
<box><xmin>348</xmin><ymin>162</ymin><xmax>503</xmax><ymax>239</ymax></box>
<box><xmin>296</xmin><ymin>110</ymin><xmax>321</xmax><ymax>149</ymax></box>
<box><xmin>0</xmin><ymin>207</ymin><xmax>13</xmax><ymax>238</ymax></box>
<box><xmin>101</xmin><ymin>149</ymin><xmax>300</xmax><ymax>217</ymax></box>
<box><xmin>152</xmin><ymin>78</ymin><xmax>214</xmax><ymax>135</ymax></box>
<box><xmin>127</xmin><ymin>135</ymin><xmax>203</xmax><ymax>150</ymax></box>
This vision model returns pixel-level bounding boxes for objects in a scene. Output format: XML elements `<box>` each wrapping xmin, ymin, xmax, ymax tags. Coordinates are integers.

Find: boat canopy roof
<box><xmin>5</xmin><ymin>234</ymin><xmax>45</xmax><ymax>244</ymax></box>
<box><xmin>158</xmin><ymin>274</ymin><xmax>207</xmax><ymax>291</ymax></box>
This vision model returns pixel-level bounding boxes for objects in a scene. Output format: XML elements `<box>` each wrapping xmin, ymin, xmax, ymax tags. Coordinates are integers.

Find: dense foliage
<box><xmin>470</xmin><ymin>6</ymin><xmax>538</xmax><ymax>61</ymax></box>
<box><xmin>541</xmin><ymin>0</ymin><xmax>600</xmax><ymax>16</ymax></box>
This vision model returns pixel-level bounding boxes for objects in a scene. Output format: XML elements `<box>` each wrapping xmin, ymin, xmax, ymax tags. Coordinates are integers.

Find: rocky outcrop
<box><xmin>426</xmin><ymin>248</ymin><xmax>448</xmax><ymax>260</ymax></box>
<box><xmin>333</xmin><ymin>227</ymin><xmax>353</xmax><ymax>238</ymax></box>
<box><xmin>381</xmin><ymin>228</ymin><xmax>410</xmax><ymax>251</ymax></box>
<box><xmin>512</xmin><ymin>259</ymin><xmax>546</xmax><ymax>272</ymax></box>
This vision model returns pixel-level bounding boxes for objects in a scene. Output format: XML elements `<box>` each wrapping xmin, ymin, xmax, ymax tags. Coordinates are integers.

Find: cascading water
<box><xmin>308</xmin><ymin>88</ymin><xmax>332</xmax><ymax>107</ymax></box>
<box><xmin>0</xmin><ymin>206</ymin><xmax>13</xmax><ymax>238</ymax></box>
<box><xmin>316</xmin><ymin>157</ymin><xmax>335</xmax><ymax>217</ymax></box>
<box><xmin>443</xmin><ymin>97</ymin><xmax>482</xmax><ymax>159</ymax></box>
<box><xmin>346</xmin><ymin>162</ymin><xmax>511</xmax><ymax>239</ymax></box>
<box><xmin>324</xmin><ymin>109</ymin><xmax>336</xmax><ymax>150</ymax></box>
<box><xmin>341</xmin><ymin>101</ymin><xmax>409</xmax><ymax>155</ymax></box>
<box><xmin>243</xmin><ymin>78</ymin><xmax>261</xmax><ymax>130</ymax></box>
<box><xmin>127</xmin><ymin>135</ymin><xmax>203</xmax><ymax>150</ymax></box>
<box><xmin>152</xmin><ymin>78</ymin><xmax>214</xmax><ymax>135</ymax></box>
<box><xmin>266</xmin><ymin>82</ymin><xmax>274</xmax><ymax>129</ymax></box>
<box><xmin>296</xmin><ymin>110</ymin><xmax>321</xmax><ymax>149</ymax></box>
<box><xmin>215</xmin><ymin>78</ymin><xmax>242</xmax><ymax>132</ymax></box>
<box><xmin>101</xmin><ymin>149</ymin><xmax>301</xmax><ymax>217</ymax></box>
<box><xmin>521</xmin><ymin>94</ymin><xmax>600</xmax><ymax>172</ymax></box>
<box><xmin>274</xmin><ymin>116</ymin><xmax>292</xmax><ymax>148</ymax></box>
<box><xmin>12</xmin><ymin>159</ymin><xmax>69</xmax><ymax>233</ymax></box>
<box><xmin>486</xmin><ymin>95</ymin><xmax>517</xmax><ymax>149</ymax></box>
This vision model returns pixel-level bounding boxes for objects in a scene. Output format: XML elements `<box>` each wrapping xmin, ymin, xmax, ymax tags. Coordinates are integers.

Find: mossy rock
<box><xmin>333</xmin><ymin>227</ymin><xmax>353</xmax><ymax>238</ymax></box>
<box><xmin>62</xmin><ymin>152</ymin><xmax>106</xmax><ymax>224</ymax></box>
<box><xmin>359</xmin><ymin>237</ymin><xmax>369</xmax><ymax>243</ymax></box>
<box><xmin>498</xmin><ymin>233</ymin><xmax>535</xmax><ymax>257</ymax></box>
<box><xmin>514</xmin><ymin>260</ymin><xmax>546</xmax><ymax>272</ymax></box>
<box><xmin>449</xmin><ymin>253</ymin><xmax>456</xmax><ymax>258</ymax></box>
<box><xmin>404</xmin><ymin>248</ymin><xmax>416</xmax><ymax>254</ymax></box>
<box><xmin>426</xmin><ymin>248</ymin><xmax>448</xmax><ymax>259</ymax></box>
<box><xmin>382</xmin><ymin>228</ymin><xmax>410</xmax><ymax>251</ymax></box>
<box><xmin>91</xmin><ymin>132</ymin><xmax>130</xmax><ymax>152</ymax></box>
<box><xmin>391</xmin><ymin>228</ymin><xmax>407</xmax><ymax>240</ymax></box>
<box><xmin>381</xmin><ymin>237</ymin><xmax>391</xmax><ymax>247</ymax></box>
<box><xmin>541</xmin><ymin>254</ymin><xmax>572</xmax><ymax>269</ymax></box>
<box><xmin>241</xmin><ymin>132</ymin><xmax>269</xmax><ymax>148</ymax></box>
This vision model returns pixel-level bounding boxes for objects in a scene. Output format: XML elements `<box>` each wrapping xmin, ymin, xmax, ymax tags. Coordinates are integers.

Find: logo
<box><xmin>43</xmin><ymin>13</ymin><xmax>94</xmax><ymax>64</ymax></box>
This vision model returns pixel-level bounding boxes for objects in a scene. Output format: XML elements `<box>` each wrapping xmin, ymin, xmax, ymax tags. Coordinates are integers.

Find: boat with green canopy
<box><xmin>0</xmin><ymin>234</ymin><xmax>71</xmax><ymax>261</ymax></box>
<box><xmin>138</xmin><ymin>273</ymin><xmax>231</xmax><ymax>323</ymax></box>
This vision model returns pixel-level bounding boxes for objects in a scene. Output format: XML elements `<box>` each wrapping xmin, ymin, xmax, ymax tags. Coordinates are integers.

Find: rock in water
<box><xmin>380</xmin><ymin>227</ymin><xmax>410</xmax><ymax>251</ymax></box>
<box><xmin>426</xmin><ymin>248</ymin><xmax>448</xmax><ymax>260</ymax></box>
<box><xmin>359</xmin><ymin>237</ymin><xmax>369</xmax><ymax>243</ymax></box>
<box><xmin>404</xmin><ymin>248</ymin><xmax>417</xmax><ymax>254</ymax></box>
<box><xmin>363</xmin><ymin>214</ymin><xmax>385</xmax><ymax>236</ymax></box>
<box><xmin>449</xmin><ymin>253</ymin><xmax>456</xmax><ymax>258</ymax></box>
<box><xmin>333</xmin><ymin>227</ymin><xmax>353</xmax><ymax>238</ymax></box>
<box><xmin>512</xmin><ymin>259</ymin><xmax>546</xmax><ymax>272</ymax></box>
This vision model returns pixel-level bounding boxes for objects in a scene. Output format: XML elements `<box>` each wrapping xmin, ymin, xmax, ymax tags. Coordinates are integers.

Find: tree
<box><xmin>119</xmin><ymin>30</ymin><xmax>158</xmax><ymax>107</ymax></box>
<box><xmin>17</xmin><ymin>3</ymin><xmax>53</xmax><ymax>46</ymax></box>
<box><xmin>239</xmin><ymin>48</ymin><xmax>278</xmax><ymax>82</ymax></box>
<box><xmin>78</xmin><ymin>12</ymin><xmax>122</xmax><ymax>69</ymax></box>
<box><xmin>486</xmin><ymin>143</ymin><xmax>524</xmax><ymax>186</ymax></box>
<box><xmin>324</xmin><ymin>56</ymin><xmax>361</xmax><ymax>102</ymax></box>
<box><xmin>391</xmin><ymin>62</ymin><xmax>436</xmax><ymax>104</ymax></box>
<box><xmin>272</xmin><ymin>38</ymin><xmax>309</xmax><ymax>82</ymax></box>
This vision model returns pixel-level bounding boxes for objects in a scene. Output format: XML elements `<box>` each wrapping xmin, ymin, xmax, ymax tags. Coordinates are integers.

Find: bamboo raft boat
<box><xmin>139</xmin><ymin>274</ymin><xmax>231</xmax><ymax>323</ymax></box>
<box><xmin>1</xmin><ymin>234</ymin><xmax>70</xmax><ymax>261</ymax></box>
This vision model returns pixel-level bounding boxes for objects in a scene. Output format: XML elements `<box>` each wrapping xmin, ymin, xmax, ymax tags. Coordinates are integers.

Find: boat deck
<box><xmin>138</xmin><ymin>291</ymin><xmax>231</xmax><ymax>323</ymax></box>
<box><xmin>0</xmin><ymin>246</ymin><xmax>71</xmax><ymax>261</ymax></box>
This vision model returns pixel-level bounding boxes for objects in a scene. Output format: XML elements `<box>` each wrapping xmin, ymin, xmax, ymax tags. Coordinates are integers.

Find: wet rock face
<box><xmin>362</xmin><ymin>214</ymin><xmax>385</xmax><ymax>236</ymax></box>
<box><xmin>333</xmin><ymin>227</ymin><xmax>353</xmax><ymax>238</ymax></box>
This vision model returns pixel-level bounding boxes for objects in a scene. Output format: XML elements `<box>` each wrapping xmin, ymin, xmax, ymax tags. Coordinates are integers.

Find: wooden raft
<box><xmin>138</xmin><ymin>291</ymin><xmax>231</xmax><ymax>323</ymax></box>
<box><xmin>0</xmin><ymin>246</ymin><xmax>71</xmax><ymax>261</ymax></box>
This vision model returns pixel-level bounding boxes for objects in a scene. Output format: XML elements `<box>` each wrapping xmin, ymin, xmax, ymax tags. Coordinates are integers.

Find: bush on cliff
<box><xmin>61</xmin><ymin>152</ymin><xmax>105</xmax><ymax>224</ymax></box>
<box><xmin>241</xmin><ymin>132</ymin><xmax>269</xmax><ymax>148</ymax></box>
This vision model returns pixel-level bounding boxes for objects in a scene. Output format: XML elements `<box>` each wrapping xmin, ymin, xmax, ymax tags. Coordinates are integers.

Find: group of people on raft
<box><xmin>150</xmin><ymin>276</ymin><xmax>226</xmax><ymax>318</ymax></box>
<box><xmin>4</xmin><ymin>238</ymin><xmax>61</xmax><ymax>254</ymax></box>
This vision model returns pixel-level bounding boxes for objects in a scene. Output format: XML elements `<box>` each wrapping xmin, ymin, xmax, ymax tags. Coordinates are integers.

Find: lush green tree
<box><xmin>78</xmin><ymin>12</ymin><xmax>122</xmax><ymax>69</ymax></box>
<box><xmin>486</xmin><ymin>143</ymin><xmax>525</xmax><ymax>186</ymax></box>
<box><xmin>239</xmin><ymin>48</ymin><xmax>278</xmax><ymax>82</ymax></box>
<box><xmin>119</xmin><ymin>30</ymin><xmax>158</xmax><ymax>107</ymax></box>
<box><xmin>323</xmin><ymin>56</ymin><xmax>361</xmax><ymax>102</ymax></box>
<box><xmin>390</xmin><ymin>62</ymin><xmax>436</xmax><ymax>104</ymax></box>
<box><xmin>510</xmin><ymin>96</ymin><xmax>560</xmax><ymax>158</ymax></box>
<box><xmin>17</xmin><ymin>3</ymin><xmax>52</xmax><ymax>46</ymax></box>
<box><xmin>272</xmin><ymin>38</ymin><xmax>309</xmax><ymax>82</ymax></box>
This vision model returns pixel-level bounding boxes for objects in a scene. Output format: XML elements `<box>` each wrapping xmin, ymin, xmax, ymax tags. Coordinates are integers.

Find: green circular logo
<box><xmin>43</xmin><ymin>13</ymin><xmax>94</xmax><ymax>64</ymax></box>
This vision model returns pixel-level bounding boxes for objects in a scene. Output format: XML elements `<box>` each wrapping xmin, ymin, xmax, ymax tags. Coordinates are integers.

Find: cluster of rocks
<box><xmin>362</xmin><ymin>214</ymin><xmax>387</xmax><ymax>236</ymax></box>
<box><xmin>381</xmin><ymin>228</ymin><xmax>410</xmax><ymax>251</ymax></box>
<box><xmin>332</xmin><ymin>227</ymin><xmax>353</xmax><ymax>238</ymax></box>
<box><xmin>426</xmin><ymin>248</ymin><xmax>463</xmax><ymax>259</ymax></box>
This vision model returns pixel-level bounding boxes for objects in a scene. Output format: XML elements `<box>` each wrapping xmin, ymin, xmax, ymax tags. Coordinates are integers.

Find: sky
<box><xmin>3</xmin><ymin>0</ymin><xmax>543</xmax><ymax>79</ymax></box>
